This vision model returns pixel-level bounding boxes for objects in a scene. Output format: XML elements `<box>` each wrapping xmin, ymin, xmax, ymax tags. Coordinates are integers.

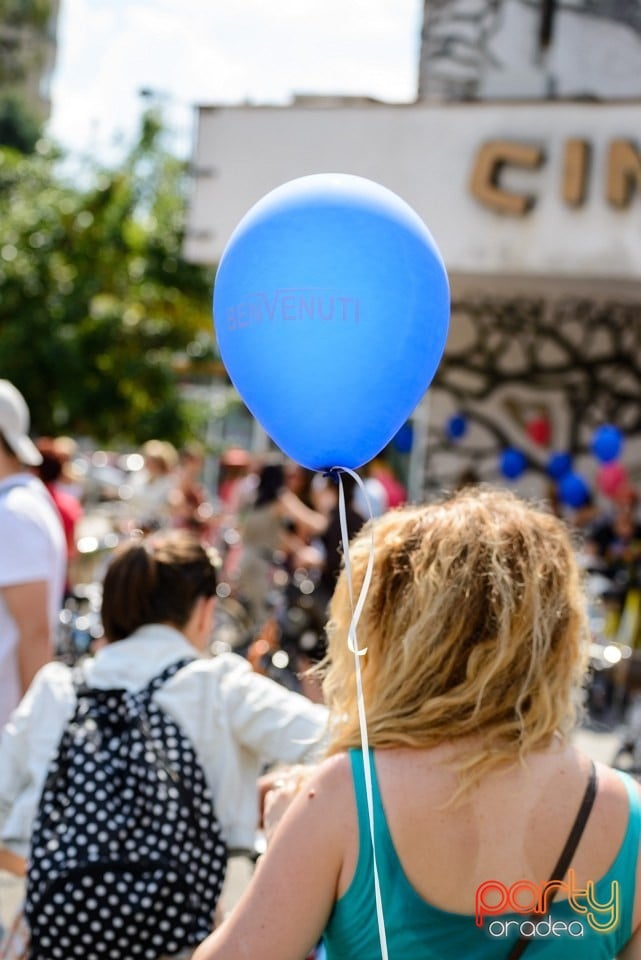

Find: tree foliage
<box><xmin>0</xmin><ymin>94</ymin><xmax>41</xmax><ymax>152</ymax></box>
<box><xmin>0</xmin><ymin>0</ymin><xmax>52</xmax><ymax>29</ymax></box>
<box><xmin>0</xmin><ymin>111</ymin><xmax>218</xmax><ymax>446</ymax></box>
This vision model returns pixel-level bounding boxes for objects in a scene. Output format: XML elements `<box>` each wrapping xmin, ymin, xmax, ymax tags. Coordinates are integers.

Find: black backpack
<box><xmin>25</xmin><ymin>658</ymin><xmax>227</xmax><ymax>960</ymax></box>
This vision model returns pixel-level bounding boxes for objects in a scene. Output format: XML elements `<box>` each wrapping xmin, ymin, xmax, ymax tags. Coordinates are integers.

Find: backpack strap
<box><xmin>507</xmin><ymin>759</ymin><xmax>597</xmax><ymax>960</ymax></box>
<box><xmin>71</xmin><ymin>656</ymin><xmax>195</xmax><ymax>702</ymax></box>
<box><xmin>139</xmin><ymin>656</ymin><xmax>196</xmax><ymax>701</ymax></box>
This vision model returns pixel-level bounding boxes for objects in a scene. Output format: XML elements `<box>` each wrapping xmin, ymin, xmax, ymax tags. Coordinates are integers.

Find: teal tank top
<box><xmin>322</xmin><ymin>749</ymin><xmax>640</xmax><ymax>959</ymax></box>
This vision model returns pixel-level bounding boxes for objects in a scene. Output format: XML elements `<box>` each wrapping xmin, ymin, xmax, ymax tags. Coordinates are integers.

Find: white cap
<box><xmin>0</xmin><ymin>380</ymin><xmax>43</xmax><ymax>466</ymax></box>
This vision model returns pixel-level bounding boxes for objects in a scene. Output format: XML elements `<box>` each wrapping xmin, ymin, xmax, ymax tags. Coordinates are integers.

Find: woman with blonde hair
<box><xmin>194</xmin><ymin>486</ymin><xmax>641</xmax><ymax>960</ymax></box>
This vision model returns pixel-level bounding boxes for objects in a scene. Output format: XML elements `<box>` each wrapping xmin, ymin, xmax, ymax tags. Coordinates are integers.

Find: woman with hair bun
<box><xmin>0</xmin><ymin>529</ymin><xmax>327</xmax><ymax>956</ymax></box>
<box><xmin>195</xmin><ymin>486</ymin><xmax>641</xmax><ymax>960</ymax></box>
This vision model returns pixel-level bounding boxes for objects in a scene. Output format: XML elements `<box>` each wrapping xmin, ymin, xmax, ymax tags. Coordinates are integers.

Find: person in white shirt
<box><xmin>0</xmin><ymin>529</ymin><xmax>328</xmax><ymax>865</ymax></box>
<box><xmin>0</xmin><ymin>380</ymin><xmax>66</xmax><ymax>729</ymax></box>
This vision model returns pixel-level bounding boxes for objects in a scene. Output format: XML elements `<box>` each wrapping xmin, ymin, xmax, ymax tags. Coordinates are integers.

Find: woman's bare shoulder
<box><xmin>306</xmin><ymin>752</ymin><xmax>355</xmax><ymax>801</ymax></box>
<box><xmin>291</xmin><ymin>753</ymin><xmax>357</xmax><ymax>845</ymax></box>
<box><xmin>264</xmin><ymin>752</ymin><xmax>354</xmax><ymax>836</ymax></box>
<box><xmin>594</xmin><ymin>758</ymin><xmax>641</xmax><ymax>810</ymax></box>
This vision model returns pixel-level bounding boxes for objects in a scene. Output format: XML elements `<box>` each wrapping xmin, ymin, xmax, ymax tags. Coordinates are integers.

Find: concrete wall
<box><xmin>419</xmin><ymin>0</ymin><xmax>641</xmax><ymax>101</ymax></box>
<box><xmin>185</xmin><ymin>101</ymin><xmax>641</xmax><ymax>286</ymax></box>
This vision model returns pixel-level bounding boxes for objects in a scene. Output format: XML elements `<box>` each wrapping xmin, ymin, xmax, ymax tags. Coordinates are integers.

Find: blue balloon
<box><xmin>213</xmin><ymin>174</ymin><xmax>450</xmax><ymax>471</ymax></box>
<box><xmin>558</xmin><ymin>472</ymin><xmax>591</xmax><ymax>509</ymax></box>
<box><xmin>500</xmin><ymin>448</ymin><xmax>527</xmax><ymax>480</ymax></box>
<box><xmin>392</xmin><ymin>421</ymin><xmax>414</xmax><ymax>454</ymax></box>
<box><xmin>546</xmin><ymin>451</ymin><xmax>572</xmax><ymax>481</ymax></box>
<box><xmin>591</xmin><ymin>424</ymin><xmax>623</xmax><ymax>464</ymax></box>
<box><xmin>446</xmin><ymin>414</ymin><xmax>467</xmax><ymax>441</ymax></box>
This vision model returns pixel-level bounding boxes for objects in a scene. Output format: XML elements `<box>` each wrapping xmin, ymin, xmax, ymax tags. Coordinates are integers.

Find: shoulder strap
<box><xmin>507</xmin><ymin>760</ymin><xmax>597</xmax><ymax>960</ymax></box>
<box><xmin>546</xmin><ymin>760</ymin><xmax>598</xmax><ymax>884</ymax></box>
<box><xmin>72</xmin><ymin>656</ymin><xmax>195</xmax><ymax>702</ymax></box>
<box><xmin>140</xmin><ymin>656</ymin><xmax>195</xmax><ymax>701</ymax></box>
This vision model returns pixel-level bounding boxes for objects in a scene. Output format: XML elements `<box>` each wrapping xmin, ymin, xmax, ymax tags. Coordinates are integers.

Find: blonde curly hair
<box><xmin>321</xmin><ymin>485</ymin><xmax>590</xmax><ymax>795</ymax></box>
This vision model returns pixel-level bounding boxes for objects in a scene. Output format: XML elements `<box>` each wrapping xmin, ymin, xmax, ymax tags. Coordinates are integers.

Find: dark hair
<box><xmin>254</xmin><ymin>463</ymin><xmax>285</xmax><ymax>507</ymax></box>
<box><xmin>101</xmin><ymin>530</ymin><xmax>219</xmax><ymax>642</ymax></box>
<box><xmin>35</xmin><ymin>437</ymin><xmax>64</xmax><ymax>484</ymax></box>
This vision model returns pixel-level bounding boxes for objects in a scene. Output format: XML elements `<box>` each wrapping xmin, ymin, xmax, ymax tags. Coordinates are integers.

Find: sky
<box><xmin>48</xmin><ymin>0</ymin><xmax>423</xmax><ymax>162</ymax></box>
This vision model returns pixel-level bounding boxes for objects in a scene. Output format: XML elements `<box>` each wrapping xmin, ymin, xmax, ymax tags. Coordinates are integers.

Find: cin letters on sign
<box><xmin>469</xmin><ymin>138</ymin><xmax>641</xmax><ymax>215</ymax></box>
<box><xmin>226</xmin><ymin>288</ymin><xmax>360</xmax><ymax>332</ymax></box>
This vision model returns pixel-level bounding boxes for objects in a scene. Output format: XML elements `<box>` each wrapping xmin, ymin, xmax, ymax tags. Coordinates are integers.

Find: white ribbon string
<box><xmin>335</xmin><ymin>467</ymin><xmax>389</xmax><ymax>960</ymax></box>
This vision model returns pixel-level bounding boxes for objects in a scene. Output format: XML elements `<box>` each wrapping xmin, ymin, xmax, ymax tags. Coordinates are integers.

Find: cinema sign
<box><xmin>469</xmin><ymin>139</ymin><xmax>641</xmax><ymax>215</ymax></box>
<box><xmin>186</xmin><ymin>102</ymin><xmax>641</xmax><ymax>278</ymax></box>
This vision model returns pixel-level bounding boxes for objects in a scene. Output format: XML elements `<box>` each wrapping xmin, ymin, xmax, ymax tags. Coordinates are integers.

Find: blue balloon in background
<box><xmin>213</xmin><ymin>173</ymin><xmax>450</xmax><ymax>471</ymax></box>
<box><xmin>558</xmin><ymin>472</ymin><xmax>591</xmax><ymax>509</ymax></box>
<box><xmin>546</xmin><ymin>451</ymin><xmax>572</xmax><ymax>481</ymax></box>
<box><xmin>591</xmin><ymin>424</ymin><xmax>623</xmax><ymax>464</ymax></box>
<box><xmin>500</xmin><ymin>448</ymin><xmax>527</xmax><ymax>480</ymax></box>
<box><xmin>392</xmin><ymin>421</ymin><xmax>414</xmax><ymax>454</ymax></box>
<box><xmin>446</xmin><ymin>414</ymin><xmax>467</xmax><ymax>441</ymax></box>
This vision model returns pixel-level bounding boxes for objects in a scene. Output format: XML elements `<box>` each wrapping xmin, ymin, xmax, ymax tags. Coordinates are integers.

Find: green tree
<box><xmin>0</xmin><ymin>0</ymin><xmax>52</xmax><ymax>29</ymax></box>
<box><xmin>0</xmin><ymin>94</ymin><xmax>41</xmax><ymax>152</ymax></box>
<box><xmin>0</xmin><ymin>111</ymin><xmax>219</xmax><ymax>447</ymax></box>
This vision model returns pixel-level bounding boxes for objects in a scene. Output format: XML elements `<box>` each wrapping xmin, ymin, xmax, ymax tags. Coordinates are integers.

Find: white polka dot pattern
<box><xmin>25</xmin><ymin>659</ymin><xmax>227</xmax><ymax>959</ymax></box>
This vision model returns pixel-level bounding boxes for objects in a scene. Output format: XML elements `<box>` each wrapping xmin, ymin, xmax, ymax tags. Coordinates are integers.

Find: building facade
<box><xmin>415</xmin><ymin>0</ymin><xmax>641</xmax><ymax>503</ymax></box>
<box><xmin>0</xmin><ymin>0</ymin><xmax>60</xmax><ymax>121</ymax></box>
<box><xmin>185</xmin><ymin>0</ymin><xmax>641</xmax><ymax>505</ymax></box>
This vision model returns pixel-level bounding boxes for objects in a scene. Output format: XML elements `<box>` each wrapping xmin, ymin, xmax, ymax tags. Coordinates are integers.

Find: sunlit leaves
<box><xmin>0</xmin><ymin>112</ymin><xmax>217</xmax><ymax>445</ymax></box>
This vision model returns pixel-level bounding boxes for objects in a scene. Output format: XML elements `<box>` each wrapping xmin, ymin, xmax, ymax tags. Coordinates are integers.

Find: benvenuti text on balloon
<box><xmin>225</xmin><ymin>288</ymin><xmax>361</xmax><ymax>331</ymax></box>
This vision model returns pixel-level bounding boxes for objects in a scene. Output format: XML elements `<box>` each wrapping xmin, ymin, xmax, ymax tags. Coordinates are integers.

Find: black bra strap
<box><xmin>546</xmin><ymin>760</ymin><xmax>598</xmax><ymax>883</ymax></box>
<box><xmin>507</xmin><ymin>760</ymin><xmax>597</xmax><ymax>960</ymax></box>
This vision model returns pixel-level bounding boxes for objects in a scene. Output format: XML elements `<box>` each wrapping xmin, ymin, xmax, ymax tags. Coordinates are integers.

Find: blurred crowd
<box><xmin>13</xmin><ymin>419</ymin><xmax>641</xmax><ymax>717</ymax></box>
<box><xmin>41</xmin><ymin>434</ymin><xmax>410</xmax><ymax>701</ymax></box>
<box><xmin>17</xmin><ymin>437</ymin><xmax>641</xmax><ymax>696</ymax></box>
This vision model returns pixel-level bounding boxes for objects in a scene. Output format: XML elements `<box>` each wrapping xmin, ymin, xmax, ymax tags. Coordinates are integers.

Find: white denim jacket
<box><xmin>0</xmin><ymin>625</ymin><xmax>328</xmax><ymax>856</ymax></box>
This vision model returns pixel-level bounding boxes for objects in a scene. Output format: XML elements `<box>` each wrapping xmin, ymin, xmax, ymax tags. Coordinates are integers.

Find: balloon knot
<box><xmin>323</xmin><ymin>467</ymin><xmax>342</xmax><ymax>485</ymax></box>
